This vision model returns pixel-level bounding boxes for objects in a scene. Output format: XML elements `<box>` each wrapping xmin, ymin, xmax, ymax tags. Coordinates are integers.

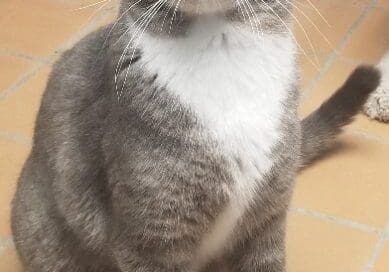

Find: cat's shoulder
<box><xmin>51</xmin><ymin>24</ymin><xmax>113</xmax><ymax>83</ymax></box>
<box><xmin>35</xmin><ymin>25</ymin><xmax>115</xmax><ymax>138</ymax></box>
<box><xmin>40</xmin><ymin>25</ymin><xmax>115</xmax><ymax>109</ymax></box>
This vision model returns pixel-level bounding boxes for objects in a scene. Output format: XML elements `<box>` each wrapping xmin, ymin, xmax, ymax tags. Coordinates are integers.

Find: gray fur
<box><xmin>302</xmin><ymin>66</ymin><xmax>380</xmax><ymax>166</ymax></box>
<box><xmin>11</xmin><ymin>1</ymin><xmax>380</xmax><ymax>272</ymax></box>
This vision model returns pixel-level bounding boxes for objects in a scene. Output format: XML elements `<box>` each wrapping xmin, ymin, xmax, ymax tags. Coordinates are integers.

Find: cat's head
<box><xmin>119</xmin><ymin>0</ymin><xmax>291</xmax><ymax>35</ymax></box>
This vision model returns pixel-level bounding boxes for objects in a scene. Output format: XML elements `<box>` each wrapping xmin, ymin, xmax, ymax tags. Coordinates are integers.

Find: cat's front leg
<box><xmin>108</xmin><ymin>178</ymin><xmax>228</xmax><ymax>272</ymax></box>
<box><xmin>109</xmin><ymin>206</ymin><xmax>195</xmax><ymax>271</ymax></box>
<box><xmin>110</xmin><ymin>220</ymin><xmax>194</xmax><ymax>272</ymax></box>
<box><xmin>111</xmin><ymin>245</ymin><xmax>193</xmax><ymax>272</ymax></box>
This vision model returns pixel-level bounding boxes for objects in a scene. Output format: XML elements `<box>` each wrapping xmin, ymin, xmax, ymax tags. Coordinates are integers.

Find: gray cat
<box><xmin>11</xmin><ymin>1</ymin><xmax>380</xmax><ymax>271</ymax></box>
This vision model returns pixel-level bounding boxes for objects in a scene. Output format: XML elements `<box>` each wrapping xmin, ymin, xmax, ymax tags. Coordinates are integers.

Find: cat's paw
<box><xmin>363</xmin><ymin>52</ymin><xmax>389</xmax><ymax>123</ymax></box>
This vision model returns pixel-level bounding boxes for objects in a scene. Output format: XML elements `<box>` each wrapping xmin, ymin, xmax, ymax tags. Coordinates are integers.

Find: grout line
<box><xmin>0</xmin><ymin>4</ymin><xmax>113</xmax><ymax>101</ymax></box>
<box><xmin>336</xmin><ymin>54</ymin><xmax>372</xmax><ymax>65</ymax></box>
<box><xmin>290</xmin><ymin>207</ymin><xmax>382</xmax><ymax>234</ymax></box>
<box><xmin>362</xmin><ymin>224</ymin><xmax>389</xmax><ymax>272</ymax></box>
<box><xmin>301</xmin><ymin>0</ymin><xmax>378</xmax><ymax>100</ymax></box>
<box><xmin>0</xmin><ymin>3</ymin><xmax>116</xmax><ymax>64</ymax></box>
<box><xmin>346</xmin><ymin>127</ymin><xmax>389</xmax><ymax>146</ymax></box>
<box><xmin>54</xmin><ymin>6</ymin><xmax>114</xmax><ymax>55</ymax></box>
<box><xmin>0</xmin><ymin>62</ymin><xmax>47</xmax><ymax>100</ymax></box>
<box><xmin>376</xmin><ymin>3</ymin><xmax>389</xmax><ymax>11</ymax></box>
<box><xmin>0</xmin><ymin>49</ymin><xmax>43</xmax><ymax>63</ymax></box>
<box><xmin>0</xmin><ymin>237</ymin><xmax>14</xmax><ymax>255</ymax></box>
<box><xmin>336</xmin><ymin>53</ymin><xmax>382</xmax><ymax>66</ymax></box>
<box><xmin>0</xmin><ymin>130</ymin><xmax>32</xmax><ymax>147</ymax></box>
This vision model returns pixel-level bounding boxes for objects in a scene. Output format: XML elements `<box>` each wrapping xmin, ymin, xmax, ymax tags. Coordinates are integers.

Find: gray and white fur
<box><xmin>11</xmin><ymin>1</ymin><xmax>380</xmax><ymax>271</ymax></box>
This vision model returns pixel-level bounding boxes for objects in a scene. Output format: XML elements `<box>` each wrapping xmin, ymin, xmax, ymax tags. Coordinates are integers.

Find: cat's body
<box><xmin>11</xmin><ymin>1</ymin><xmax>380</xmax><ymax>272</ymax></box>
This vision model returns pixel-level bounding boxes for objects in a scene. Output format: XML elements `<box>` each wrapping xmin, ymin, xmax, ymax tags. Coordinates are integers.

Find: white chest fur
<box><xmin>138</xmin><ymin>16</ymin><xmax>296</xmax><ymax>268</ymax></box>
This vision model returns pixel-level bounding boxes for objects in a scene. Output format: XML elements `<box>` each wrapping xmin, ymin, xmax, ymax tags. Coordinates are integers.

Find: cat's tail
<box><xmin>300</xmin><ymin>65</ymin><xmax>381</xmax><ymax>167</ymax></box>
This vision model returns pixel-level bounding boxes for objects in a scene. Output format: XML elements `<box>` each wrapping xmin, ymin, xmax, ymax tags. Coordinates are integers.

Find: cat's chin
<box><xmin>177</xmin><ymin>0</ymin><xmax>235</xmax><ymax>15</ymax></box>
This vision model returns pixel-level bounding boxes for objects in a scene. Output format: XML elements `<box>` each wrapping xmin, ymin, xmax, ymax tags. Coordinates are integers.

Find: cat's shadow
<box><xmin>300</xmin><ymin>139</ymin><xmax>357</xmax><ymax>171</ymax></box>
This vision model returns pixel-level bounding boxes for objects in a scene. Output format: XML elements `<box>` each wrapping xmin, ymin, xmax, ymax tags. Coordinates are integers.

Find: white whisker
<box><xmin>169</xmin><ymin>0</ymin><xmax>184</xmax><ymax>35</ymax></box>
<box><xmin>239</xmin><ymin>0</ymin><xmax>256</xmax><ymax>34</ymax></box>
<box><xmin>115</xmin><ymin>1</ymin><xmax>163</xmax><ymax>77</ymax></box>
<box><xmin>275</xmin><ymin>0</ymin><xmax>320</xmax><ymax>66</ymax></box>
<box><xmin>284</xmin><ymin>0</ymin><xmax>332</xmax><ymax>48</ymax></box>
<box><xmin>102</xmin><ymin>0</ymin><xmax>144</xmax><ymax>48</ymax></box>
<box><xmin>113</xmin><ymin>0</ymin><xmax>151</xmax><ymax>47</ymax></box>
<box><xmin>305</xmin><ymin>0</ymin><xmax>331</xmax><ymax>27</ymax></box>
<box><xmin>256</xmin><ymin>0</ymin><xmax>319</xmax><ymax>70</ymax></box>
<box><xmin>83</xmin><ymin>0</ymin><xmax>111</xmax><ymax>26</ymax></box>
<box><xmin>238</xmin><ymin>0</ymin><xmax>276</xmax><ymax>95</ymax></box>
<box><xmin>73</xmin><ymin>0</ymin><xmax>110</xmax><ymax>11</ymax></box>
<box><xmin>114</xmin><ymin>2</ymin><xmax>160</xmax><ymax>92</ymax></box>
<box><xmin>160</xmin><ymin>0</ymin><xmax>177</xmax><ymax>33</ymax></box>
<box><xmin>244</xmin><ymin>0</ymin><xmax>264</xmax><ymax>39</ymax></box>
<box><xmin>118</xmin><ymin>0</ymin><xmax>167</xmax><ymax>99</ymax></box>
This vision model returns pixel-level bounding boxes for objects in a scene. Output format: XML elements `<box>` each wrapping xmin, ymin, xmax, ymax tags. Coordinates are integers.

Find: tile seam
<box><xmin>346</xmin><ymin>127</ymin><xmax>389</xmax><ymax>146</ymax></box>
<box><xmin>362</xmin><ymin>223</ymin><xmax>389</xmax><ymax>272</ymax></box>
<box><xmin>0</xmin><ymin>236</ymin><xmax>14</xmax><ymax>256</ymax></box>
<box><xmin>0</xmin><ymin>130</ymin><xmax>32</xmax><ymax>147</ymax></box>
<box><xmin>0</xmin><ymin>49</ymin><xmax>43</xmax><ymax>63</ymax></box>
<box><xmin>54</xmin><ymin>6</ymin><xmax>114</xmax><ymax>55</ymax></box>
<box><xmin>0</xmin><ymin>62</ymin><xmax>47</xmax><ymax>100</ymax></box>
<box><xmin>0</xmin><ymin>4</ymin><xmax>114</xmax><ymax>101</ymax></box>
<box><xmin>290</xmin><ymin>207</ymin><xmax>382</xmax><ymax>234</ymax></box>
<box><xmin>301</xmin><ymin>0</ymin><xmax>379</xmax><ymax>101</ymax></box>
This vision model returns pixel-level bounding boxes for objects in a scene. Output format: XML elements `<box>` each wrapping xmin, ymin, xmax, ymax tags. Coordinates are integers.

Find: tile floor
<box><xmin>0</xmin><ymin>0</ymin><xmax>388</xmax><ymax>271</ymax></box>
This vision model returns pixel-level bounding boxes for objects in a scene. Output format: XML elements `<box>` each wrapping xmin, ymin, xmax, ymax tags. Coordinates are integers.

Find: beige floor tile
<box><xmin>97</xmin><ymin>6</ymin><xmax>118</xmax><ymax>26</ymax></box>
<box><xmin>300</xmin><ymin>58</ymin><xmax>362</xmax><ymax>115</ymax></box>
<box><xmin>59</xmin><ymin>0</ymin><xmax>119</xmax><ymax>24</ymax></box>
<box><xmin>300</xmin><ymin>58</ymin><xmax>389</xmax><ymax>139</ymax></box>
<box><xmin>52</xmin><ymin>1</ymin><xmax>118</xmax><ymax>55</ymax></box>
<box><xmin>0</xmin><ymin>139</ymin><xmax>29</xmax><ymax>237</ymax></box>
<box><xmin>342</xmin><ymin>7</ymin><xmax>389</xmax><ymax>63</ymax></box>
<box><xmin>298</xmin><ymin>52</ymin><xmax>327</xmax><ymax>89</ymax></box>
<box><xmin>293</xmin><ymin>0</ymin><xmax>371</xmax><ymax>56</ymax></box>
<box><xmin>57</xmin><ymin>0</ymin><xmax>119</xmax><ymax>10</ymax></box>
<box><xmin>0</xmin><ymin>56</ymin><xmax>30</xmax><ymax>93</ymax></box>
<box><xmin>0</xmin><ymin>248</ymin><xmax>23</xmax><ymax>272</ymax></box>
<box><xmin>352</xmin><ymin>114</ymin><xmax>389</xmax><ymax>139</ymax></box>
<box><xmin>374</xmin><ymin>241</ymin><xmax>389</xmax><ymax>272</ymax></box>
<box><xmin>0</xmin><ymin>68</ymin><xmax>51</xmax><ymax>138</ymax></box>
<box><xmin>292</xmin><ymin>132</ymin><xmax>389</xmax><ymax>227</ymax></box>
<box><xmin>287</xmin><ymin>213</ymin><xmax>377</xmax><ymax>272</ymax></box>
<box><xmin>0</xmin><ymin>0</ymin><xmax>106</xmax><ymax>57</ymax></box>
<box><xmin>377</xmin><ymin>0</ymin><xmax>389</xmax><ymax>8</ymax></box>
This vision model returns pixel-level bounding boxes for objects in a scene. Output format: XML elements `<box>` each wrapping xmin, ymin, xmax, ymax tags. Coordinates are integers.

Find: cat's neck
<box><xmin>136</xmin><ymin>16</ymin><xmax>297</xmax><ymax>94</ymax></box>
<box><xmin>137</xmin><ymin>16</ymin><xmax>297</xmax><ymax>138</ymax></box>
<box><xmin>114</xmin><ymin>15</ymin><xmax>293</xmax><ymax>75</ymax></box>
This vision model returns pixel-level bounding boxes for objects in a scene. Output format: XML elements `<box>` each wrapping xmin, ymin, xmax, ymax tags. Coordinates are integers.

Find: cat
<box><xmin>11</xmin><ymin>0</ymin><xmax>380</xmax><ymax>271</ymax></box>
